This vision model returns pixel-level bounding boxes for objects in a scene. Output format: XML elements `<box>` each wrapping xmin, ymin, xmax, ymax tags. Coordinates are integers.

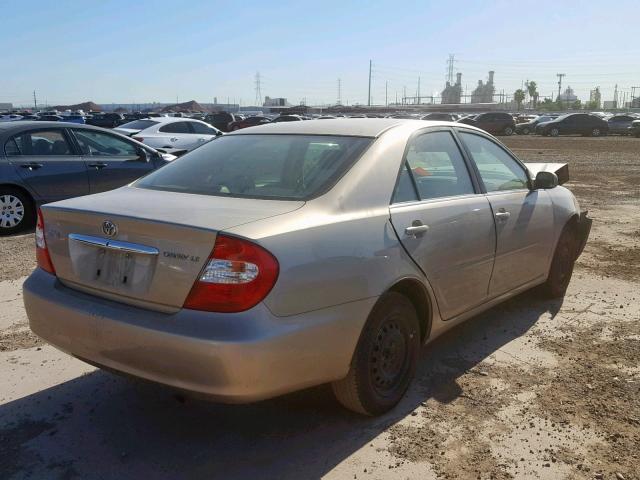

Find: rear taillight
<box><xmin>132</xmin><ymin>136</ymin><xmax>144</xmax><ymax>142</ymax></box>
<box><xmin>35</xmin><ymin>209</ymin><xmax>55</xmax><ymax>275</ymax></box>
<box><xmin>183</xmin><ymin>234</ymin><xmax>279</xmax><ymax>313</ymax></box>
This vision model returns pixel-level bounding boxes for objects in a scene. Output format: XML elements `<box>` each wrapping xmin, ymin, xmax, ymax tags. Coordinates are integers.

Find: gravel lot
<box><xmin>1</xmin><ymin>135</ymin><xmax>639</xmax><ymax>480</ymax></box>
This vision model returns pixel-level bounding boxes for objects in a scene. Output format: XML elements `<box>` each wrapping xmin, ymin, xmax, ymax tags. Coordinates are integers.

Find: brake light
<box><xmin>132</xmin><ymin>136</ymin><xmax>144</xmax><ymax>142</ymax></box>
<box><xmin>35</xmin><ymin>209</ymin><xmax>55</xmax><ymax>275</ymax></box>
<box><xmin>183</xmin><ymin>234</ymin><xmax>279</xmax><ymax>313</ymax></box>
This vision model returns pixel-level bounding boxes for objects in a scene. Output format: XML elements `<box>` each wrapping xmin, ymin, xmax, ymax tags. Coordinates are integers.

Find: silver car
<box><xmin>24</xmin><ymin>119</ymin><xmax>591</xmax><ymax>415</ymax></box>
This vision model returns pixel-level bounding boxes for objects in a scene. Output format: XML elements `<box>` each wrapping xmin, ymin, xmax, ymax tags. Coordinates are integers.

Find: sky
<box><xmin>3</xmin><ymin>0</ymin><xmax>639</xmax><ymax>108</ymax></box>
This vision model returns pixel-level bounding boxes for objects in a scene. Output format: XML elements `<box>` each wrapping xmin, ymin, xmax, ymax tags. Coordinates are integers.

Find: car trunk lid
<box><xmin>41</xmin><ymin>187</ymin><xmax>303</xmax><ymax>311</ymax></box>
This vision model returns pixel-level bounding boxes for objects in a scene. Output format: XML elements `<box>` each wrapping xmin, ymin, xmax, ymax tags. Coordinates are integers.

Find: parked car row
<box><xmin>0</xmin><ymin>121</ymin><xmax>177</xmax><ymax>234</ymax></box>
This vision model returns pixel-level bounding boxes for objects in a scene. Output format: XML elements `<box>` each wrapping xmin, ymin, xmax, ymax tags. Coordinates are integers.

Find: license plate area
<box><xmin>68</xmin><ymin>234</ymin><xmax>158</xmax><ymax>295</ymax></box>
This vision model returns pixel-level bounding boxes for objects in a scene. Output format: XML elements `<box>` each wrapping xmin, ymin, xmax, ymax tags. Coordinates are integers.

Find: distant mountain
<box><xmin>160</xmin><ymin>100</ymin><xmax>207</xmax><ymax>112</ymax></box>
<box><xmin>52</xmin><ymin>101</ymin><xmax>102</xmax><ymax>112</ymax></box>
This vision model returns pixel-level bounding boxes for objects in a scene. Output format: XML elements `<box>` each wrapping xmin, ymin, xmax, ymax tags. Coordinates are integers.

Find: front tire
<box><xmin>503</xmin><ymin>126</ymin><xmax>514</xmax><ymax>136</ymax></box>
<box><xmin>542</xmin><ymin>226</ymin><xmax>577</xmax><ymax>298</ymax></box>
<box><xmin>591</xmin><ymin>128</ymin><xmax>601</xmax><ymax>137</ymax></box>
<box><xmin>0</xmin><ymin>187</ymin><xmax>34</xmax><ymax>235</ymax></box>
<box><xmin>550</xmin><ymin>127</ymin><xmax>560</xmax><ymax>137</ymax></box>
<box><xmin>522</xmin><ymin>127</ymin><xmax>530</xmax><ymax>135</ymax></box>
<box><xmin>332</xmin><ymin>292</ymin><xmax>420</xmax><ymax>415</ymax></box>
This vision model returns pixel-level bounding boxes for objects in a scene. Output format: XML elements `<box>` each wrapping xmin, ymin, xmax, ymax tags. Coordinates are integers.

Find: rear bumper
<box><xmin>24</xmin><ymin>269</ymin><xmax>374</xmax><ymax>403</ymax></box>
<box><xmin>575</xmin><ymin>211</ymin><xmax>592</xmax><ymax>258</ymax></box>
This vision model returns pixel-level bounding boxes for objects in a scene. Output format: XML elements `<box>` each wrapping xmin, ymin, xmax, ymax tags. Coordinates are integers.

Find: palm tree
<box><xmin>514</xmin><ymin>89</ymin><xmax>526</xmax><ymax>111</ymax></box>
<box><xmin>526</xmin><ymin>81</ymin><xmax>538</xmax><ymax>109</ymax></box>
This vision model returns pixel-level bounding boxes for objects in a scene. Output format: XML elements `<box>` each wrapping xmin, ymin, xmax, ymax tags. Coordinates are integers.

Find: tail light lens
<box><xmin>35</xmin><ymin>209</ymin><xmax>56</xmax><ymax>275</ymax></box>
<box><xmin>183</xmin><ymin>234</ymin><xmax>279</xmax><ymax>313</ymax></box>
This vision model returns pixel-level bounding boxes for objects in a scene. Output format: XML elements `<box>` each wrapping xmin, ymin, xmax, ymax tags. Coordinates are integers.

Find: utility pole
<box><xmin>337</xmin><ymin>78</ymin><xmax>342</xmax><ymax>105</ymax></box>
<box><xmin>403</xmin><ymin>86</ymin><xmax>406</xmax><ymax>105</ymax></box>
<box><xmin>416</xmin><ymin>76</ymin><xmax>421</xmax><ymax>105</ymax></box>
<box><xmin>556</xmin><ymin>73</ymin><xmax>565</xmax><ymax>101</ymax></box>
<box><xmin>613</xmin><ymin>84</ymin><xmax>618</xmax><ymax>109</ymax></box>
<box><xmin>385</xmin><ymin>81</ymin><xmax>388</xmax><ymax>106</ymax></box>
<box><xmin>254</xmin><ymin>72</ymin><xmax>262</xmax><ymax>106</ymax></box>
<box><xmin>367</xmin><ymin>60</ymin><xmax>372</xmax><ymax>106</ymax></box>
<box><xmin>33</xmin><ymin>91</ymin><xmax>37</xmax><ymax>110</ymax></box>
<box><xmin>631</xmin><ymin>86</ymin><xmax>639</xmax><ymax>107</ymax></box>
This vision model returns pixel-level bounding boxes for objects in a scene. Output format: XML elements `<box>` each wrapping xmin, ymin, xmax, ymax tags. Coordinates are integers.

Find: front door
<box><xmin>6</xmin><ymin>128</ymin><xmax>89</xmax><ymax>203</ymax></box>
<box><xmin>458</xmin><ymin>131</ymin><xmax>554</xmax><ymax>296</ymax></box>
<box><xmin>389</xmin><ymin>130</ymin><xmax>496</xmax><ymax>320</ymax></box>
<box><xmin>71</xmin><ymin>129</ymin><xmax>155</xmax><ymax>193</ymax></box>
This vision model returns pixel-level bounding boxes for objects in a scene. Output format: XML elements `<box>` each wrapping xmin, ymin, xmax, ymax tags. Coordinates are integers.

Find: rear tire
<box><xmin>541</xmin><ymin>226</ymin><xmax>577</xmax><ymax>298</ymax></box>
<box><xmin>522</xmin><ymin>127</ymin><xmax>530</xmax><ymax>135</ymax></box>
<box><xmin>0</xmin><ymin>187</ymin><xmax>35</xmax><ymax>235</ymax></box>
<box><xmin>591</xmin><ymin>128</ymin><xmax>601</xmax><ymax>137</ymax></box>
<box><xmin>332</xmin><ymin>292</ymin><xmax>420</xmax><ymax>416</ymax></box>
<box><xmin>503</xmin><ymin>126</ymin><xmax>514</xmax><ymax>136</ymax></box>
<box><xmin>550</xmin><ymin>128</ymin><xmax>560</xmax><ymax>137</ymax></box>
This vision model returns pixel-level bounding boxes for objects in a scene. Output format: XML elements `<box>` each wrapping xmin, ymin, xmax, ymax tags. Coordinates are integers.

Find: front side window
<box><xmin>189</xmin><ymin>122</ymin><xmax>217</xmax><ymax>135</ymax></box>
<box><xmin>135</xmin><ymin>134</ymin><xmax>371</xmax><ymax>200</ymax></box>
<box><xmin>73</xmin><ymin>130</ymin><xmax>138</xmax><ymax>156</ymax></box>
<box><xmin>459</xmin><ymin>132</ymin><xmax>529</xmax><ymax>192</ymax></box>
<box><xmin>5</xmin><ymin>130</ymin><xmax>72</xmax><ymax>156</ymax></box>
<box><xmin>159</xmin><ymin>122</ymin><xmax>191</xmax><ymax>134</ymax></box>
<box><xmin>403</xmin><ymin>131</ymin><xmax>475</xmax><ymax>200</ymax></box>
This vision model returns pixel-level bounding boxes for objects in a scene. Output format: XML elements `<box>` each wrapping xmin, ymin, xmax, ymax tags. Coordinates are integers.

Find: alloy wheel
<box><xmin>0</xmin><ymin>194</ymin><xmax>25</xmax><ymax>229</ymax></box>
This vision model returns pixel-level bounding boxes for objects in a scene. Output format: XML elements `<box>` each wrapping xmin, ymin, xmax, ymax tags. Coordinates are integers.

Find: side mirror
<box><xmin>534</xmin><ymin>171</ymin><xmax>558</xmax><ymax>189</ymax></box>
<box><xmin>138</xmin><ymin>148</ymin><xmax>150</xmax><ymax>162</ymax></box>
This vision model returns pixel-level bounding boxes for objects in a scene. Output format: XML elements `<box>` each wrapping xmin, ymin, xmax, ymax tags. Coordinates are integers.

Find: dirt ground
<box><xmin>0</xmin><ymin>135</ymin><xmax>639</xmax><ymax>480</ymax></box>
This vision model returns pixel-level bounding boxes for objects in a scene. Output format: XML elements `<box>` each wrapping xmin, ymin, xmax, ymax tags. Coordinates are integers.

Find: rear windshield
<box><xmin>118</xmin><ymin>120</ymin><xmax>158</xmax><ymax>130</ymax></box>
<box><xmin>134</xmin><ymin>134</ymin><xmax>372</xmax><ymax>200</ymax></box>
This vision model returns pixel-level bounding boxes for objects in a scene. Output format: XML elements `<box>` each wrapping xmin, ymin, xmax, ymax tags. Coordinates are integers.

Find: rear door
<box><xmin>458</xmin><ymin>130</ymin><xmax>553</xmax><ymax>296</ymax></box>
<box><xmin>389</xmin><ymin>129</ymin><xmax>496</xmax><ymax>319</ymax></box>
<box><xmin>71</xmin><ymin>128</ymin><xmax>155</xmax><ymax>193</ymax></box>
<box><xmin>157</xmin><ymin>121</ymin><xmax>196</xmax><ymax>149</ymax></box>
<box><xmin>6</xmin><ymin>128</ymin><xmax>89</xmax><ymax>203</ymax></box>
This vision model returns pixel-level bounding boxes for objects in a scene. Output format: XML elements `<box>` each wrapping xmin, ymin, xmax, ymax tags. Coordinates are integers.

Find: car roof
<box><xmin>227</xmin><ymin>118</ymin><xmax>471</xmax><ymax>137</ymax></box>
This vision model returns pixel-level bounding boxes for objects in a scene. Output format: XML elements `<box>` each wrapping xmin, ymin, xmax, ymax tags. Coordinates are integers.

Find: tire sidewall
<box><xmin>353</xmin><ymin>293</ymin><xmax>420</xmax><ymax>415</ymax></box>
<box><xmin>546</xmin><ymin>228</ymin><xmax>576</xmax><ymax>297</ymax></box>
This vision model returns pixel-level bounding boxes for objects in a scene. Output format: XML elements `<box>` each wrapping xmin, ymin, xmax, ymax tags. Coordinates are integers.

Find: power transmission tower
<box><xmin>337</xmin><ymin>78</ymin><xmax>342</xmax><ymax>105</ymax></box>
<box><xmin>367</xmin><ymin>60</ymin><xmax>372</xmax><ymax>106</ymax></box>
<box><xmin>446</xmin><ymin>54</ymin><xmax>456</xmax><ymax>84</ymax></box>
<box><xmin>254</xmin><ymin>72</ymin><xmax>262</xmax><ymax>106</ymax></box>
<box><xmin>33</xmin><ymin>91</ymin><xmax>37</xmax><ymax>110</ymax></box>
<box><xmin>556</xmin><ymin>73</ymin><xmax>565</xmax><ymax>101</ymax></box>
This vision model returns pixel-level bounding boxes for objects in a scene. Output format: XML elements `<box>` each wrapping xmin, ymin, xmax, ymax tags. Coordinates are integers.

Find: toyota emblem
<box><xmin>102</xmin><ymin>220</ymin><xmax>118</xmax><ymax>237</ymax></box>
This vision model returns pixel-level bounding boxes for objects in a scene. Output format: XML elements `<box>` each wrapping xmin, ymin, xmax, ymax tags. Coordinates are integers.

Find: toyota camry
<box><xmin>23</xmin><ymin>119</ymin><xmax>591</xmax><ymax>415</ymax></box>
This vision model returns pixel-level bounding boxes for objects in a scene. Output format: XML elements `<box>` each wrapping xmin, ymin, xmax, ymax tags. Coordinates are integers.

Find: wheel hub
<box><xmin>0</xmin><ymin>195</ymin><xmax>25</xmax><ymax>229</ymax></box>
<box><xmin>370</xmin><ymin>321</ymin><xmax>408</xmax><ymax>393</ymax></box>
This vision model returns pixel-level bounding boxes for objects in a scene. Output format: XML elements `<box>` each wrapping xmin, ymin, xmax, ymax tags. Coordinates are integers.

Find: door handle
<box><xmin>88</xmin><ymin>162</ymin><xmax>108</xmax><ymax>169</ymax></box>
<box><xmin>405</xmin><ymin>221</ymin><xmax>430</xmax><ymax>237</ymax></box>
<box><xmin>20</xmin><ymin>163</ymin><xmax>43</xmax><ymax>170</ymax></box>
<box><xmin>495</xmin><ymin>211</ymin><xmax>511</xmax><ymax>221</ymax></box>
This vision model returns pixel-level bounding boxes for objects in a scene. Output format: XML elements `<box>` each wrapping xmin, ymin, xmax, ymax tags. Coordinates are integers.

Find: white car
<box><xmin>114</xmin><ymin>117</ymin><xmax>222</xmax><ymax>151</ymax></box>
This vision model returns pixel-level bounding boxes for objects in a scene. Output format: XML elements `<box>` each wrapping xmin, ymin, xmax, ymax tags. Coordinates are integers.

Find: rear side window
<box><xmin>159</xmin><ymin>122</ymin><xmax>191</xmax><ymax>134</ymax></box>
<box><xmin>135</xmin><ymin>134</ymin><xmax>371</xmax><ymax>200</ymax></box>
<box><xmin>403</xmin><ymin>131</ymin><xmax>475</xmax><ymax>200</ymax></box>
<box><xmin>119</xmin><ymin>120</ymin><xmax>158</xmax><ymax>130</ymax></box>
<box><xmin>5</xmin><ymin>130</ymin><xmax>72</xmax><ymax>156</ymax></box>
<box><xmin>459</xmin><ymin>132</ymin><xmax>529</xmax><ymax>192</ymax></box>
